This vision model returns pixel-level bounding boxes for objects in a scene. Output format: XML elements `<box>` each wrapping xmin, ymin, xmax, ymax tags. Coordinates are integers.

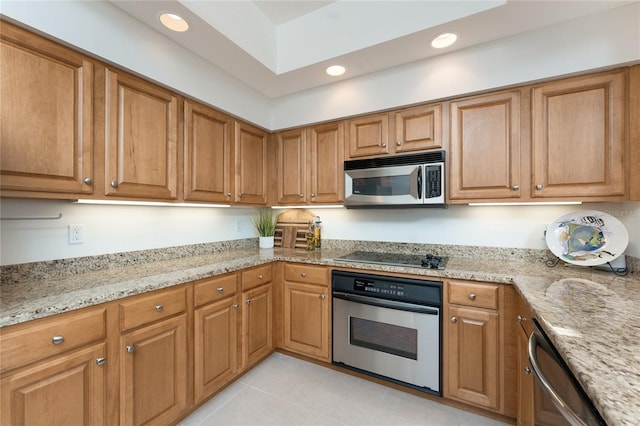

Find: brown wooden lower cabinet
<box><xmin>444</xmin><ymin>279</ymin><xmax>517</xmax><ymax>417</ymax></box>
<box><xmin>241</xmin><ymin>282</ymin><xmax>273</xmax><ymax>369</ymax></box>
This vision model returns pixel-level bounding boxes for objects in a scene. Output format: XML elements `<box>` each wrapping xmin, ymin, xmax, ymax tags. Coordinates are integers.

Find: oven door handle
<box><xmin>528</xmin><ymin>330</ymin><xmax>588</xmax><ymax>426</ymax></box>
<box><xmin>333</xmin><ymin>292</ymin><xmax>439</xmax><ymax>315</ymax></box>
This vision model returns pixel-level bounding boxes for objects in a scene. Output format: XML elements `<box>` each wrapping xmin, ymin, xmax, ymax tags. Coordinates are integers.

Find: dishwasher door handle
<box><xmin>332</xmin><ymin>292</ymin><xmax>439</xmax><ymax>315</ymax></box>
<box><xmin>528</xmin><ymin>330</ymin><xmax>588</xmax><ymax>426</ymax></box>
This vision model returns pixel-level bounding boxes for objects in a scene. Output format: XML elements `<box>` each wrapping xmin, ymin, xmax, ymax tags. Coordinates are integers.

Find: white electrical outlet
<box><xmin>69</xmin><ymin>224</ymin><xmax>84</xmax><ymax>244</ymax></box>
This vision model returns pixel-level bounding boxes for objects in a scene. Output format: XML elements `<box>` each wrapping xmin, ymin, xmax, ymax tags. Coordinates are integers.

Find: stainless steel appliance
<box><xmin>335</xmin><ymin>250</ymin><xmax>448</xmax><ymax>270</ymax></box>
<box><xmin>344</xmin><ymin>151</ymin><xmax>445</xmax><ymax>208</ymax></box>
<box><xmin>332</xmin><ymin>270</ymin><xmax>442</xmax><ymax>395</ymax></box>
<box><xmin>528</xmin><ymin>319</ymin><xmax>605</xmax><ymax>426</ymax></box>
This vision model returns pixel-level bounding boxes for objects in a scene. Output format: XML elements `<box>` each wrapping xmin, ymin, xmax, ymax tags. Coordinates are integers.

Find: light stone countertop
<box><xmin>1</xmin><ymin>247</ymin><xmax>639</xmax><ymax>425</ymax></box>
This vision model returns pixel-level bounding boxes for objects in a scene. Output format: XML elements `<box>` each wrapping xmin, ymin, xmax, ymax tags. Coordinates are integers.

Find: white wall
<box><xmin>1</xmin><ymin>198</ymin><xmax>638</xmax><ymax>265</ymax></box>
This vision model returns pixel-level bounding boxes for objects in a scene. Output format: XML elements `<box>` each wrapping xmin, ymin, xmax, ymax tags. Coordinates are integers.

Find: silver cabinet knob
<box><xmin>258</xmin><ymin>274</ymin><xmax>263</xmax><ymax>279</ymax></box>
<box><xmin>381</xmin><ymin>143</ymin><xmax>387</xmax><ymax>148</ymax></box>
<box><xmin>155</xmin><ymin>304</ymin><xmax>163</xmax><ymax>312</ymax></box>
<box><xmin>517</xmin><ymin>315</ymin><xmax>528</xmax><ymax>322</ymax></box>
<box><xmin>524</xmin><ymin>366</ymin><xmax>531</xmax><ymax>375</ymax></box>
<box><xmin>238</xmin><ymin>193</ymin><xmax>243</xmax><ymax>198</ymax></box>
<box><xmin>396</xmin><ymin>141</ymin><xmax>401</xmax><ymax>146</ymax></box>
<box><xmin>227</xmin><ymin>192</ymin><xmax>232</xmax><ymax>197</ymax></box>
<box><xmin>512</xmin><ymin>185</ymin><xmax>520</xmax><ymax>191</ymax></box>
<box><xmin>301</xmin><ymin>272</ymin><xmax>307</xmax><ymax>278</ymax></box>
<box><xmin>232</xmin><ymin>304</ymin><xmax>239</xmax><ymax>310</ymax></box>
<box><xmin>126</xmin><ymin>345</ymin><xmax>135</xmax><ymax>353</ymax></box>
<box><xmin>536</xmin><ymin>184</ymin><xmax>544</xmax><ymax>190</ymax></box>
<box><xmin>320</xmin><ymin>294</ymin><xmax>326</xmax><ymax>300</ymax></box>
<box><xmin>110</xmin><ymin>180</ymin><xmax>118</xmax><ymax>188</ymax></box>
<box><xmin>311</xmin><ymin>193</ymin><xmax>316</xmax><ymax>197</ymax></box>
<box><xmin>299</xmin><ymin>193</ymin><xmax>304</xmax><ymax>198</ymax></box>
<box><xmin>52</xmin><ymin>336</ymin><xmax>64</xmax><ymax>345</ymax></box>
<box><xmin>469</xmin><ymin>293</ymin><xmax>476</xmax><ymax>301</ymax></box>
<box><xmin>245</xmin><ymin>299</ymin><xmax>252</xmax><ymax>305</ymax></box>
<box><xmin>451</xmin><ymin>317</ymin><xmax>457</xmax><ymax>323</ymax></box>
<box><xmin>96</xmin><ymin>357</ymin><xmax>106</xmax><ymax>366</ymax></box>
<box><xmin>83</xmin><ymin>177</ymin><xmax>93</xmax><ymax>185</ymax></box>
<box><xmin>217</xmin><ymin>287</ymin><xmax>224</xmax><ymax>293</ymax></box>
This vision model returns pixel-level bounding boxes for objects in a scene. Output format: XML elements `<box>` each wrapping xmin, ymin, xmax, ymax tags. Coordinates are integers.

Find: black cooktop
<box><xmin>335</xmin><ymin>251</ymin><xmax>448</xmax><ymax>270</ymax></box>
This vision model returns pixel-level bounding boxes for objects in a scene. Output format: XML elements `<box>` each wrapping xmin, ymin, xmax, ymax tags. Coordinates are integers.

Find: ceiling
<box><xmin>109</xmin><ymin>1</ymin><xmax>633</xmax><ymax>99</ymax></box>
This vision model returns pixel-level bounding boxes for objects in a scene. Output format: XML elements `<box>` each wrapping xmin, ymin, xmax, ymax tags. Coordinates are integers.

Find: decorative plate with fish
<box><xmin>545</xmin><ymin>210</ymin><xmax>629</xmax><ymax>266</ymax></box>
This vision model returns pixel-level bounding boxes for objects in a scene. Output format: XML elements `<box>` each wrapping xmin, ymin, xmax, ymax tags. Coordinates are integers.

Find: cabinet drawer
<box><xmin>194</xmin><ymin>273</ymin><xmax>238</xmax><ymax>307</ymax></box>
<box><xmin>119</xmin><ymin>286</ymin><xmax>186</xmax><ymax>332</ymax></box>
<box><xmin>448</xmin><ymin>281</ymin><xmax>499</xmax><ymax>310</ymax></box>
<box><xmin>241</xmin><ymin>265</ymin><xmax>272</xmax><ymax>291</ymax></box>
<box><xmin>0</xmin><ymin>307</ymin><xmax>106</xmax><ymax>373</ymax></box>
<box><xmin>284</xmin><ymin>264</ymin><xmax>327</xmax><ymax>286</ymax></box>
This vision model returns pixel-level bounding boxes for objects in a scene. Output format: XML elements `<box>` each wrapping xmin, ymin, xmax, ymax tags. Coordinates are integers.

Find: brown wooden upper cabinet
<box><xmin>0</xmin><ymin>22</ymin><xmax>94</xmax><ymax>197</ymax></box>
<box><xmin>275</xmin><ymin>121</ymin><xmax>344</xmax><ymax>205</ymax></box>
<box><xmin>347</xmin><ymin>104</ymin><xmax>442</xmax><ymax>159</ymax></box>
<box><xmin>449</xmin><ymin>90</ymin><xmax>522</xmax><ymax>202</ymax></box>
<box><xmin>531</xmin><ymin>70</ymin><xmax>625</xmax><ymax>200</ymax></box>
<box><xmin>234</xmin><ymin>121</ymin><xmax>268</xmax><ymax>205</ymax></box>
<box><xmin>184</xmin><ymin>100</ymin><xmax>233</xmax><ymax>203</ymax></box>
<box><xmin>103</xmin><ymin>68</ymin><xmax>178</xmax><ymax>201</ymax></box>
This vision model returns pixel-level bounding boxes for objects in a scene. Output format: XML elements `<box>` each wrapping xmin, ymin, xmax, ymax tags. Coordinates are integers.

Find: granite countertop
<box><xmin>1</xmin><ymin>247</ymin><xmax>639</xmax><ymax>425</ymax></box>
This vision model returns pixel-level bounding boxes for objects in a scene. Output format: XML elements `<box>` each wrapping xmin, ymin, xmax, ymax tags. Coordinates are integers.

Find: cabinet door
<box><xmin>532</xmin><ymin>71</ymin><xmax>625</xmax><ymax>199</ymax></box>
<box><xmin>446</xmin><ymin>306</ymin><xmax>499</xmax><ymax>410</ymax></box>
<box><xmin>347</xmin><ymin>113</ymin><xmax>389</xmax><ymax>158</ymax></box>
<box><xmin>234</xmin><ymin>121</ymin><xmax>268</xmax><ymax>204</ymax></box>
<box><xmin>120</xmin><ymin>314</ymin><xmax>187</xmax><ymax>426</ymax></box>
<box><xmin>275</xmin><ymin>129</ymin><xmax>306</xmax><ymax>204</ymax></box>
<box><xmin>283</xmin><ymin>281</ymin><xmax>329</xmax><ymax>361</ymax></box>
<box><xmin>242</xmin><ymin>283</ymin><xmax>273</xmax><ymax>369</ymax></box>
<box><xmin>194</xmin><ymin>297</ymin><xmax>238</xmax><ymax>403</ymax></box>
<box><xmin>184</xmin><ymin>100</ymin><xmax>233</xmax><ymax>203</ymax></box>
<box><xmin>0</xmin><ymin>23</ymin><xmax>93</xmax><ymax>195</ymax></box>
<box><xmin>104</xmin><ymin>69</ymin><xmax>178</xmax><ymax>200</ymax></box>
<box><xmin>308</xmin><ymin>121</ymin><xmax>345</xmax><ymax>204</ymax></box>
<box><xmin>0</xmin><ymin>343</ymin><xmax>106</xmax><ymax>426</ymax></box>
<box><xmin>394</xmin><ymin>104</ymin><xmax>442</xmax><ymax>153</ymax></box>
<box><xmin>449</xmin><ymin>91</ymin><xmax>521</xmax><ymax>201</ymax></box>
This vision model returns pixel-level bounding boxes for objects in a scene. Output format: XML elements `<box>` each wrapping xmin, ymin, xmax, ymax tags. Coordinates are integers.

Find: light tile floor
<box><xmin>179</xmin><ymin>353</ymin><xmax>513</xmax><ymax>426</ymax></box>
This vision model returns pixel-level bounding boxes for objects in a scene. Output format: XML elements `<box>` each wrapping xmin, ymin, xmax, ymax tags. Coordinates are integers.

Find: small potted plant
<box><xmin>251</xmin><ymin>208</ymin><xmax>277</xmax><ymax>249</ymax></box>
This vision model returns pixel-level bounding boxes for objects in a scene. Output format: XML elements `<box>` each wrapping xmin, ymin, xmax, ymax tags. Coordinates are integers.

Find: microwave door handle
<box><xmin>417</xmin><ymin>166</ymin><xmax>423</xmax><ymax>200</ymax></box>
<box><xmin>528</xmin><ymin>331</ymin><xmax>587</xmax><ymax>426</ymax></box>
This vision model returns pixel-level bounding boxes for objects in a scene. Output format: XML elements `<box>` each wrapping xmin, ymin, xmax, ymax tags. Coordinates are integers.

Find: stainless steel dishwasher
<box><xmin>528</xmin><ymin>319</ymin><xmax>606</xmax><ymax>426</ymax></box>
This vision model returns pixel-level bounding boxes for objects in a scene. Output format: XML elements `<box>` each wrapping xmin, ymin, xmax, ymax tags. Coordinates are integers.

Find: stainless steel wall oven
<box><xmin>331</xmin><ymin>270</ymin><xmax>442</xmax><ymax>396</ymax></box>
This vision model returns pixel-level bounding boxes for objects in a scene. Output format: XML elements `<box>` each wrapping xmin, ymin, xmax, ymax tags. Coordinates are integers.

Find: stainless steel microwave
<box><xmin>344</xmin><ymin>151</ymin><xmax>445</xmax><ymax>208</ymax></box>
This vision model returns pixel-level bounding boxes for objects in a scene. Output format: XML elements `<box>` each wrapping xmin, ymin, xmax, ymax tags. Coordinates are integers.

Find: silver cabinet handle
<box><xmin>512</xmin><ymin>185</ymin><xmax>520</xmax><ymax>190</ymax></box>
<box><xmin>258</xmin><ymin>274</ymin><xmax>263</xmax><ymax>279</ymax></box>
<box><xmin>381</xmin><ymin>143</ymin><xmax>387</xmax><ymax>148</ymax></box>
<box><xmin>155</xmin><ymin>304</ymin><xmax>163</xmax><ymax>312</ymax></box>
<box><xmin>110</xmin><ymin>180</ymin><xmax>118</xmax><ymax>188</ymax></box>
<box><xmin>517</xmin><ymin>315</ymin><xmax>528</xmax><ymax>322</ymax></box>
<box><xmin>469</xmin><ymin>293</ymin><xmax>476</xmax><ymax>301</ymax></box>
<box><xmin>451</xmin><ymin>317</ymin><xmax>457</xmax><ymax>323</ymax></box>
<box><xmin>299</xmin><ymin>193</ymin><xmax>304</xmax><ymax>198</ymax></box>
<box><xmin>301</xmin><ymin>272</ymin><xmax>307</xmax><ymax>278</ymax></box>
<box><xmin>524</xmin><ymin>366</ymin><xmax>531</xmax><ymax>375</ymax></box>
<box><xmin>126</xmin><ymin>345</ymin><xmax>135</xmax><ymax>353</ymax></box>
<box><xmin>217</xmin><ymin>287</ymin><xmax>224</xmax><ymax>293</ymax></box>
<box><xmin>536</xmin><ymin>184</ymin><xmax>544</xmax><ymax>190</ymax></box>
<box><xmin>311</xmin><ymin>193</ymin><xmax>316</xmax><ymax>197</ymax></box>
<box><xmin>96</xmin><ymin>357</ymin><xmax>106</xmax><ymax>366</ymax></box>
<box><xmin>232</xmin><ymin>304</ymin><xmax>239</xmax><ymax>310</ymax></box>
<box><xmin>320</xmin><ymin>294</ymin><xmax>326</xmax><ymax>300</ymax></box>
<box><xmin>83</xmin><ymin>177</ymin><xmax>93</xmax><ymax>185</ymax></box>
<box><xmin>245</xmin><ymin>299</ymin><xmax>251</xmax><ymax>305</ymax></box>
<box><xmin>396</xmin><ymin>141</ymin><xmax>401</xmax><ymax>146</ymax></box>
<box><xmin>52</xmin><ymin>336</ymin><xmax>64</xmax><ymax>345</ymax></box>
<box><xmin>238</xmin><ymin>193</ymin><xmax>243</xmax><ymax>198</ymax></box>
<box><xmin>227</xmin><ymin>192</ymin><xmax>232</xmax><ymax>197</ymax></box>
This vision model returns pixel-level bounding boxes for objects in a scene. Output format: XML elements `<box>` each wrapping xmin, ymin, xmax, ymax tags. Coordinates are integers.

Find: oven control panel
<box><xmin>333</xmin><ymin>270</ymin><xmax>441</xmax><ymax>306</ymax></box>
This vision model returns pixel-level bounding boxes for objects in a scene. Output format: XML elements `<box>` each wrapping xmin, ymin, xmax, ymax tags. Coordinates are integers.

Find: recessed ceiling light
<box><xmin>326</xmin><ymin>65</ymin><xmax>346</xmax><ymax>76</ymax></box>
<box><xmin>160</xmin><ymin>12</ymin><xmax>189</xmax><ymax>32</ymax></box>
<box><xmin>431</xmin><ymin>32</ymin><xmax>458</xmax><ymax>49</ymax></box>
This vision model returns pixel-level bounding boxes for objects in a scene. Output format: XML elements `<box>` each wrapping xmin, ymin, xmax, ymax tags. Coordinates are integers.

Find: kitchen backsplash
<box><xmin>2</xmin><ymin>238</ymin><xmax>637</xmax><ymax>285</ymax></box>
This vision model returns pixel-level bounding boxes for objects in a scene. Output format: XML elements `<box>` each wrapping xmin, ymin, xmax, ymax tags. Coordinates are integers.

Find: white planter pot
<box><xmin>259</xmin><ymin>236</ymin><xmax>274</xmax><ymax>249</ymax></box>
